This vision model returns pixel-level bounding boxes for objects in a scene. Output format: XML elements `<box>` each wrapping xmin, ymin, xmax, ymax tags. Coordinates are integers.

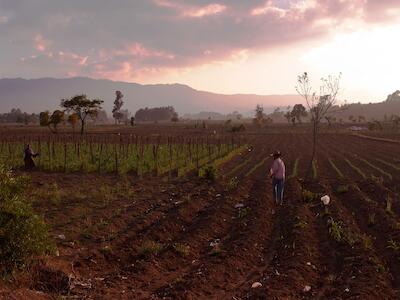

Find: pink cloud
<box><xmin>183</xmin><ymin>4</ymin><xmax>226</xmax><ymax>18</ymax></box>
<box><xmin>154</xmin><ymin>0</ymin><xmax>226</xmax><ymax>18</ymax></box>
<box><xmin>34</xmin><ymin>35</ymin><xmax>48</xmax><ymax>52</ymax></box>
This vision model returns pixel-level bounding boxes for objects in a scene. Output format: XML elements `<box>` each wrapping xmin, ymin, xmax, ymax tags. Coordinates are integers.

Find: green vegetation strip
<box><xmin>224</xmin><ymin>155</ymin><xmax>252</xmax><ymax>178</ymax></box>
<box><xmin>375</xmin><ymin>158</ymin><xmax>400</xmax><ymax>171</ymax></box>
<box><xmin>288</xmin><ymin>158</ymin><xmax>299</xmax><ymax>179</ymax></box>
<box><xmin>345</xmin><ymin>159</ymin><xmax>366</xmax><ymax>179</ymax></box>
<box><xmin>329</xmin><ymin>158</ymin><xmax>344</xmax><ymax>178</ymax></box>
<box><xmin>359</xmin><ymin>158</ymin><xmax>393</xmax><ymax>180</ymax></box>
<box><xmin>312</xmin><ymin>160</ymin><xmax>318</xmax><ymax>180</ymax></box>
<box><xmin>245</xmin><ymin>157</ymin><xmax>269</xmax><ymax>177</ymax></box>
<box><xmin>194</xmin><ymin>145</ymin><xmax>248</xmax><ymax>178</ymax></box>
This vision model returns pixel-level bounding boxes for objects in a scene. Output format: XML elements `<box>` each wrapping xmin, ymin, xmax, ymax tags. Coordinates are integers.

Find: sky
<box><xmin>1</xmin><ymin>0</ymin><xmax>400</xmax><ymax>103</ymax></box>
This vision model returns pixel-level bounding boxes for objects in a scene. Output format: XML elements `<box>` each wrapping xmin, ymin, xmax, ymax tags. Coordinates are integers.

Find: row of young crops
<box><xmin>0</xmin><ymin>134</ymin><xmax>246</xmax><ymax>176</ymax></box>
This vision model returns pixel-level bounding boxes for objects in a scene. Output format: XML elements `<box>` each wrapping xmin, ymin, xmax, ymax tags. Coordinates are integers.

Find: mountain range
<box><xmin>0</xmin><ymin>77</ymin><xmax>303</xmax><ymax>116</ymax></box>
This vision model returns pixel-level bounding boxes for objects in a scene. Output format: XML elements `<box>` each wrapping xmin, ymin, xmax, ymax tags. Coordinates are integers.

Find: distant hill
<box><xmin>0</xmin><ymin>77</ymin><xmax>303</xmax><ymax>115</ymax></box>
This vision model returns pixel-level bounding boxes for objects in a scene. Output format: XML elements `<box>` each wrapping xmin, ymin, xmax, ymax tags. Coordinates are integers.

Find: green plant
<box><xmin>386</xmin><ymin>195</ymin><xmax>394</xmax><ymax>215</ymax></box>
<box><xmin>294</xmin><ymin>216</ymin><xmax>308</xmax><ymax>229</ymax></box>
<box><xmin>200</xmin><ymin>165</ymin><xmax>217</xmax><ymax>182</ymax></box>
<box><xmin>367</xmin><ymin>213</ymin><xmax>376</xmax><ymax>227</ymax></box>
<box><xmin>302</xmin><ymin>190</ymin><xmax>319</xmax><ymax>203</ymax></box>
<box><xmin>327</xmin><ymin>218</ymin><xmax>355</xmax><ymax>245</ymax></box>
<box><xmin>237</xmin><ymin>207</ymin><xmax>251</xmax><ymax>219</ymax></box>
<box><xmin>336</xmin><ymin>185</ymin><xmax>349</xmax><ymax>194</ymax></box>
<box><xmin>138</xmin><ymin>240</ymin><xmax>163</xmax><ymax>257</ymax></box>
<box><xmin>173</xmin><ymin>243</ymin><xmax>190</xmax><ymax>257</ymax></box>
<box><xmin>328</xmin><ymin>219</ymin><xmax>344</xmax><ymax>242</ymax></box>
<box><xmin>0</xmin><ymin>166</ymin><xmax>54</xmax><ymax>274</ymax></box>
<box><xmin>312</xmin><ymin>160</ymin><xmax>318</xmax><ymax>179</ymax></box>
<box><xmin>227</xmin><ymin>176</ymin><xmax>239</xmax><ymax>191</ymax></box>
<box><xmin>360</xmin><ymin>234</ymin><xmax>373</xmax><ymax>250</ymax></box>
<box><xmin>387</xmin><ymin>239</ymin><xmax>400</xmax><ymax>252</ymax></box>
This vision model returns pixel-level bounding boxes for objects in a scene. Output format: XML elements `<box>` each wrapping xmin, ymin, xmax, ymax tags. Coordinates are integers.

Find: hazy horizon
<box><xmin>1</xmin><ymin>0</ymin><xmax>400</xmax><ymax>105</ymax></box>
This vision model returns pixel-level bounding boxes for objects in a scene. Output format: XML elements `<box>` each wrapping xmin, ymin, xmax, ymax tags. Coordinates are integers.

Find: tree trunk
<box><xmin>306</xmin><ymin>120</ymin><xmax>318</xmax><ymax>181</ymax></box>
<box><xmin>80</xmin><ymin>120</ymin><xmax>85</xmax><ymax>135</ymax></box>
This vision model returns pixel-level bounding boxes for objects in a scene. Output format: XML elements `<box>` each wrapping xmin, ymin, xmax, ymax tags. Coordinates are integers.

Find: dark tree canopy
<box><xmin>61</xmin><ymin>95</ymin><xmax>103</xmax><ymax>134</ymax></box>
<box><xmin>135</xmin><ymin>106</ymin><xmax>178</xmax><ymax>122</ymax></box>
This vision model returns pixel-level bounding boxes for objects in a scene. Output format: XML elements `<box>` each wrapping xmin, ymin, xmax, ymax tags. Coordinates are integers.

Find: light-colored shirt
<box><xmin>270</xmin><ymin>158</ymin><xmax>285</xmax><ymax>179</ymax></box>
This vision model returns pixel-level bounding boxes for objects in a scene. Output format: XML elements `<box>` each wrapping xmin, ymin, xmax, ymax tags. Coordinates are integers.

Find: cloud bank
<box><xmin>0</xmin><ymin>0</ymin><xmax>399</xmax><ymax>82</ymax></box>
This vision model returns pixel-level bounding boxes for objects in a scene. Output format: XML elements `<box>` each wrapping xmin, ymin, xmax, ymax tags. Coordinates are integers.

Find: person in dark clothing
<box><xmin>24</xmin><ymin>144</ymin><xmax>39</xmax><ymax>170</ymax></box>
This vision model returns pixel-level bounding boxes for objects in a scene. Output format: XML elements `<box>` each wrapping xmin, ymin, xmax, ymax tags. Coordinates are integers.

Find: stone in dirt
<box><xmin>251</xmin><ymin>282</ymin><xmax>262</xmax><ymax>289</ymax></box>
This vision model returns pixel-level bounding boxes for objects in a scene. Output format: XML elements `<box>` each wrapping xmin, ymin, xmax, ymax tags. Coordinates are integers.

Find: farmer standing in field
<box><xmin>270</xmin><ymin>150</ymin><xmax>285</xmax><ymax>205</ymax></box>
<box><xmin>24</xmin><ymin>144</ymin><xmax>39</xmax><ymax>170</ymax></box>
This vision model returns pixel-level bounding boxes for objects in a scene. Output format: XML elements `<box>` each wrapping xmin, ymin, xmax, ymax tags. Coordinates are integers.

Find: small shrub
<box><xmin>138</xmin><ymin>240</ymin><xmax>163</xmax><ymax>257</ymax></box>
<box><xmin>387</xmin><ymin>239</ymin><xmax>400</xmax><ymax>252</ymax></box>
<box><xmin>336</xmin><ymin>185</ymin><xmax>349</xmax><ymax>194</ymax></box>
<box><xmin>367</xmin><ymin>213</ymin><xmax>376</xmax><ymax>227</ymax></box>
<box><xmin>237</xmin><ymin>207</ymin><xmax>251</xmax><ymax>219</ymax></box>
<box><xmin>294</xmin><ymin>216</ymin><xmax>308</xmax><ymax>229</ymax></box>
<box><xmin>173</xmin><ymin>243</ymin><xmax>190</xmax><ymax>257</ymax></box>
<box><xmin>0</xmin><ymin>166</ymin><xmax>54</xmax><ymax>274</ymax></box>
<box><xmin>201</xmin><ymin>165</ymin><xmax>217</xmax><ymax>182</ymax></box>
<box><xmin>360</xmin><ymin>234</ymin><xmax>373</xmax><ymax>250</ymax></box>
<box><xmin>327</xmin><ymin>218</ymin><xmax>355</xmax><ymax>245</ymax></box>
<box><xmin>227</xmin><ymin>176</ymin><xmax>239</xmax><ymax>191</ymax></box>
<box><xmin>302</xmin><ymin>190</ymin><xmax>319</xmax><ymax>203</ymax></box>
<box><xmin>328</xmin><ymin>219</ymin><xmax>344</xmax><ymax>242</ymax></box>
<box><xmin>386</xmin><ymin>195</ymin><xmax>394</xmax><ymax>215</ymax></box>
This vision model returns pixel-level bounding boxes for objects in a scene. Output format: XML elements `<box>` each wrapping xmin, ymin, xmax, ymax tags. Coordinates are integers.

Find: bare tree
<box><xmin>296</xmin><ymin>72</ymin><xmax>342</xmax><ymax>179</ymax></box>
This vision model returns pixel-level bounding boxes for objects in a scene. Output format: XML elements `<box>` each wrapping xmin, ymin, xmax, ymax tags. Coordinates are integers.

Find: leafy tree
<box><xmin>39</xmin><ymin>111</ymin><xmax>50</xmax><ymax>128</ymax></box>
<box><xmin>61</xmin><ymin>95</ymin><xmax>104</xmax><ymax>135</ymax></box>
<box><xmin>50</xmin><ymin>110</ymin><xmax>64</xmax><ymax>133</ymax></box>
<box><xmin>39</xmin><ymin>110</ymin><xmax>64</xmax><ymax>133</ymax></box>
<box><xmin>135</xmin><ymin>106</ymin><xmax>177</xmax><ymax>122</ymax></box>
<box><xmin>291</xmin><ymin>104</ymin><xmax>307</xmax><ymax>124</ymax></box>
<box><xmin>284</xmin><ymin>111</ymin><xmax>291</xmax><ymax>124</ymax></box>
<box><xmin>67</xmin><ymin>114</ymin><xmax>79</xmax><ymax>133</ymax></box>
<box><xmin>112</xmin><ymin>91</ymin><xmax>124</xmax><ymax>124</ymax></box>
<box><xmin>254</xmin><ymin>104</ymin><xmax>264</xmax><ymax>126</ymax></box>
<box><xmin>171</xmin><ymin>112</ymin><xmax>179</xmax><ymax>122</ymax></box>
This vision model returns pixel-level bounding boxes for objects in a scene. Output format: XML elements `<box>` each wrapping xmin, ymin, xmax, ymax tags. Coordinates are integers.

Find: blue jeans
<box><xmin>272</xmin><ymin>178</ymin><xmax>285</xmax><ymax>204</ymax></box>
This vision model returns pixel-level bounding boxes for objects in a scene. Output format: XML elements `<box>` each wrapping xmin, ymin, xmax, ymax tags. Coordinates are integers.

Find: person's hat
<box><xmin>270</xmin><ymin>150</ymin><xmax>281</xmax><ymax>157</ymax></box>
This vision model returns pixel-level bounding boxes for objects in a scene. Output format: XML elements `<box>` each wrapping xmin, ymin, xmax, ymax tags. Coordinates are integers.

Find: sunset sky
<box><xmin>1</xmin><ymin>0</ymin><xmax>399</xmax><ymax>103</ymax></box>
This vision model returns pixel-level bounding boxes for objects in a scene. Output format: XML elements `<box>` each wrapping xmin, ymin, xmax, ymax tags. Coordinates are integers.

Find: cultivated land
<box><xmin>1</xmin><ymin>125</ymin><xmax>400</xmax><ymax>299</ymax></box>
